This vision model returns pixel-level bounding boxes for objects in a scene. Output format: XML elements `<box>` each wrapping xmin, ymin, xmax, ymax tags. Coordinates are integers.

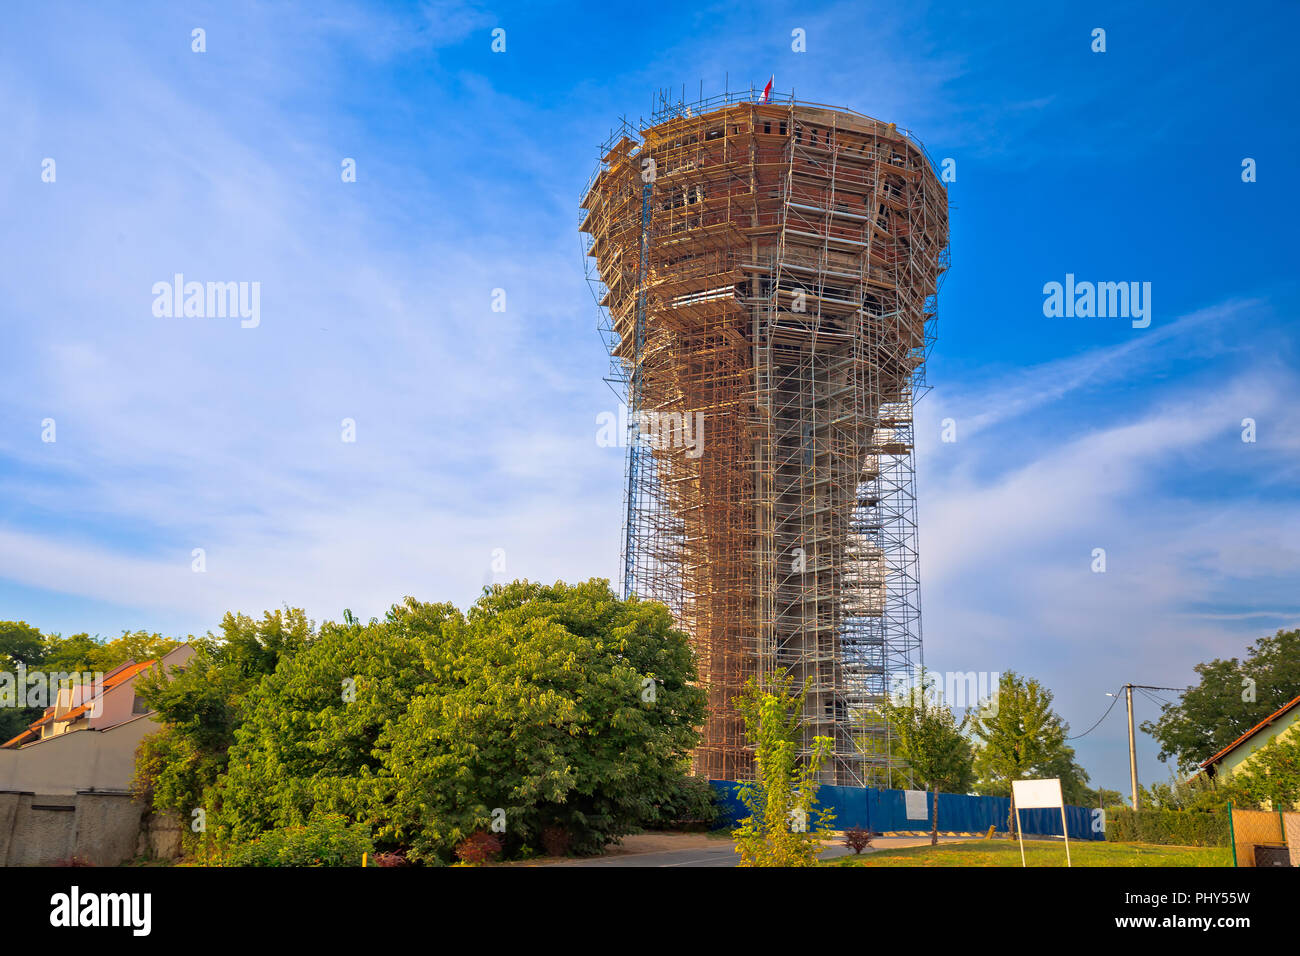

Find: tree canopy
<box><xmin>884</xmin><ymin>669</ymin><xmax>975</xmax><ymax>844</ymax></box>
<box><xmin>969</xmin><ymin>671</ymin><xmax>1092</xmax><ymax>829</ymax></box>
<box><xmin>1142</xmin><ymin>628</ymin><xmax>1300</xmax><ymax>773</ymax></box>
<box><xmin>136</xmin><ymin>579</ymin><xmax>706</xmax><ymax>863</ymax></box>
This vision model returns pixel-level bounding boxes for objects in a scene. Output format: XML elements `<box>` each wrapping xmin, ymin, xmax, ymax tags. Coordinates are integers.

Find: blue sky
<box><xmin>1</xmin><ymin>1</ymin><xmax>1297</xmax><ymax>794</ymax></box>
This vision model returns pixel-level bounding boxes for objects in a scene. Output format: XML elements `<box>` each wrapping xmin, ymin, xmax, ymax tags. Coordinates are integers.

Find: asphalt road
<box><xmin>547</xmin><ymin>836</ymin><xmax>966</xmax><ymax>867</ymax></box>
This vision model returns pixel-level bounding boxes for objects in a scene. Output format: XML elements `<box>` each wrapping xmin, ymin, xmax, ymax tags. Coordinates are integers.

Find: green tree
<box><xmin>884</xmin><ymin>669</ymin><xmax>975</xmax><ymax>845</ymax></box>
<box><xmin>0</xmin><ymin>621</ymin><xmax>47</xmax><ymax>742</ymax></box>
<box><xmin>208</xmin><ymin>599</ymin><xmax>453</xmax><ymax>847</ymax></box>
<box><xmin>133</xmin><ymin>608</ymin><xmax>312</xmax><ymax>848</ymax></box>
<box><xmin>969</xmin><ymin>671</ymin><xmax>1086</xmax><ymax>837</ymax></box>
<box><xmin>378</xmin><ymin>581</ymin><xmax>705</xmax><ymax>860</ymax></box>
<box><xmin>0</xmin><ymin>621</ymin><xmax>45</xmax><ymax>666</ymax></box>
<box><xmin>732</xmin><ymin>679</ymin><xmax>835</xmax><ymax>866</ymax></box>
<box><xmin>207</xmin><ymin>580</ymin><xmax>705</xmax><ymax>864</ymax></box>
<box><xmin>1142</xmin><ymin>629</ymin><xmax>1300</xmax><ymax>772</ymax></box>
<box><xmin>42</xmin><ymin>630</ymin><xmax>181</xmax><ymax>674</ymax></box>
<box><xmin>1083</xmin><ymin>786</ymin><xmax>1126</xmax><ymax>809</ymax></box>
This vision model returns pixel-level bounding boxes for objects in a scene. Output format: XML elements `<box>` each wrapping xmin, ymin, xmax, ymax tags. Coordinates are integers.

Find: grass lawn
<box><xmin>828</xmin><ymin>839</ymin><xmax>1231</xmax><ymax>867</ymax></box>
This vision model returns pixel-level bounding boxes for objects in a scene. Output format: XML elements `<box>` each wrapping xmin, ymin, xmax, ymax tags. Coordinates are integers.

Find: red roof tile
<box><xmin>1199</xmin><ymin>692</ymin><xmax>1300</xmax><ymax>769</ymax></box>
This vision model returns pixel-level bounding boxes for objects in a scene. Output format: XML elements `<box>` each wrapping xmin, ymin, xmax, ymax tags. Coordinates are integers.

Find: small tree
<box><xmin>732</xmin><ymin>679</ymin><xmax>835</xmax><ymax>866</ymax></box>
<box><xmin>969</xmin><ymin>671</ymin><xmax>1077</xmax><ymax>839</ymax></box>
<box><xmin>884</xmin><ymin>669</ymin><xmax>974</xmax><ymax>845</ymax></box>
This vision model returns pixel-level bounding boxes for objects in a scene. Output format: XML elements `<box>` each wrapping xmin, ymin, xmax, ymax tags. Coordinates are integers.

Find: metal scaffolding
<box><xmin>582</xmin><ymin>89</ymin><xmax>949</xmax><ymax>785</ymax></box>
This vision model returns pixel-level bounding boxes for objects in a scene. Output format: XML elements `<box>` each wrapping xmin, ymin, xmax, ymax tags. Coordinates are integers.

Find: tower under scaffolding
<box><xmin>581</xmin><ymin>89</ymin><xmax>949</xmax><ymax>785</ymax></box>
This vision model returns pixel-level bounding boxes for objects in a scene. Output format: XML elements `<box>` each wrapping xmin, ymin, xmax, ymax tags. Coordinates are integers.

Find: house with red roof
<box><xmin>1199</xmin><ymin>692</ymin><xmax>1300</xmax><ymax>787</ymax></box>
<box><xmin>0</xmin><ymin>644</ymin><xmax>194</xmax><ymax>793</ymax></box>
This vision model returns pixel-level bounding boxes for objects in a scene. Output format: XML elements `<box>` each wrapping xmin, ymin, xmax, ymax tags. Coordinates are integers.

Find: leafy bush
<box><xmin>199</xmin><ymin>580</ymin><xmax>705</xmax><ymax>864</ymax></box>
<box><xmin>1104</xmin><ymin>807</ymin><xmax>1229</xmax><ymax>847</ymax></box>
<box><xmin>651</xmin><ymin>774</ymin><xmax>718</xmax><ymax>829</ymax></box>
<box><xmin>222</xmin><ymin>814</ymin><xmax>374</xmax><ymax>867</ymax></box>
<box><xmin>371</xmin><ymin>851</ymin><xmax>409</xmax><ymax>867</ymax></box>
<box><xmin>455</xmin><ymin>831</ymin><xmax>503</xmax><ymax>864</ymax></box>
<box><xmin>842</xmin><ymin>826</ymin><xmax>875</xmax><ymax>854</ymax></box>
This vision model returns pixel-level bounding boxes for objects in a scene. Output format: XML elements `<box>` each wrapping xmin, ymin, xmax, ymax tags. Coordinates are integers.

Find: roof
<box><xmin>1</xmin><ymin>658</ymin><xmax>160</xmax><ymax>749</ymax></box>
<box><xmin>1199</xmin><ymin>692</ymin><xmax>1300</xmax><ymax>769</ymax></box>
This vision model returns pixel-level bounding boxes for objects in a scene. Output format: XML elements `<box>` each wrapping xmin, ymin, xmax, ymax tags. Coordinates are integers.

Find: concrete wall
<box><xmin>0</xmin><ymin>790</ymin><xmax>154</xmax><ymax>866</ymax></box>
<box><xmin>0</xmin><ymin>713</ymin><xmax>158</xmax><ymax>795</ymax></box>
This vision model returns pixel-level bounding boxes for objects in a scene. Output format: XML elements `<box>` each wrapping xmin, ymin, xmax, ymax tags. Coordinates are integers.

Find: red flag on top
<box><xmin>760</xmin><ymin>75</ymin><xmax>773</xmax><ymax>104</ymax></box>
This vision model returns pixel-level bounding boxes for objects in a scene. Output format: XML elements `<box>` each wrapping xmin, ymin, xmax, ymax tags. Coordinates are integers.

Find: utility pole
<box><xmin>1105</xmin><ymin>683</ymin><xmax>1184</xmax><ymax>811</ymax></box>
<box><xmin>1126</xmin><ymin>684</ymin><xmax>1139</xmax><ymax>811</ymax></box>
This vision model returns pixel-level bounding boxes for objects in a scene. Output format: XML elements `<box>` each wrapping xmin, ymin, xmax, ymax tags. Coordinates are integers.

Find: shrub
<box><xmin>1104</xmin><ymin>807</ymin><xmax>1229</xmax><ymax>847</ymax></box>
<box><xmin>842</xmin><ymin>826</ymin><xmax>875</xmax><ymax>854</ymax></box>
<box><xmin>652</xmin><ymin>774</ymin><xmax>719</xmax><ymax>829</ymax></box>
<box><xmin>206</xmin><ymin>581</ymin><xmax>706</xmax><ymax>864</ymax></box>
<box><xmin>222</xmin><ymin>814</ymin><xmax>374</xmax><ymax>867</ymax></box>
<box><xmin>371</xmin><ymin>851</ymin><xmax>409</xmax><ymax>867</ymax></box>
<box><xmin>455</xmin><ymin>831</ymin><xmax>504</xmax><ymax>864</ymax></box>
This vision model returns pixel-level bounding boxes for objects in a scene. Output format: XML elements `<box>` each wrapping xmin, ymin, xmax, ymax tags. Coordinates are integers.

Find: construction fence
<box><xmin>1229</xmin><ymin>806</ymin><xmax>1300</xmax><ymax>867</ymax></box>
<box><xmin>710</xmin><ymin>780</ymin><xmax>1104</xmax><ymax>840</ymax></box>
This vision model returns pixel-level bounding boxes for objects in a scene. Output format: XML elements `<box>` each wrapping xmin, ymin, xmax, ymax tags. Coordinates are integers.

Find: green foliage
<box><xmin>1219</xmin><ymin>732</ymin><xmax>1300</xmax><ymax>810</ymax></box>
<box><xmin>203</xmin><ymin>580</ymin><xmax>704</xmax><ymax>864</ymax></box>
<box><xmin>1083</xmin><ymin>787</ymin><xmax>1127</xmax><ymax>809</ymax></box>
<box><xmin>0</xmin><ymin>621</ymin><xmax>46</xmax><ymax>742</ymax></box>
<box><xmin>132</xmin><ymin>608</ymin><xmax>313</xmax><ymax>848</ymax></box>
<box><xmin>208</xmin><ymin>600</ymin><xmax>451</xmax><ymax>846</ymax></box>
<box><xmin>221</xmin><ymin>813</ymin><xmax>374</xmax><ymax>867</ymax></box>
<box><xmin>376</xmin><ymin>580</ymin><xmax>705</xmax><ymax>860</ymax></box>
<box><xmin>1138</xmin><ymin>773</ymin><xmax>1223</xmax><ymax>812</ymax></box>
<box><xmin>1104</xmin><ymin>807</ymin><xmax>1230</xmax><ymax>847</ymax></box>
<box><xmin>41</xmin><ymin>631</ymin><xmax>182</xmax><ymax>674</ymax></box>
<box><xmin>969</xmin><ymin>671</ymin><xmax>1091</xmax><ymax>833</ymax></box>
<box><xmin>0</xmin><ymin>621</ymin><xmax>45</xmax><ymax>666</ymax></box>
<box><xmin>650</xmin><ymin>774</ymin><xmax>718</xmax><ymax>829</ymax></box>
<box><xmin>884</xmin><ymin>669</ymin><xmax>975</xmax><ymax>844</ymax></box>
<box><xmin>732</xmin><ymin>679</ymin><xmax>835</xmax><ymax>867</ymax></box>
<box><xmin>1142</xmin><ymin>629</ymin><xmax>1300</xmax><ymax>772</ymax></box>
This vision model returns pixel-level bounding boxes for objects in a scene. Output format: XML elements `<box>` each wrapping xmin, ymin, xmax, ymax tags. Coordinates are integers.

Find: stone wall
<box><xmin>0</xmin><ymin>790</ymin><xmax>170</xmax><ymax>866</ymax></box>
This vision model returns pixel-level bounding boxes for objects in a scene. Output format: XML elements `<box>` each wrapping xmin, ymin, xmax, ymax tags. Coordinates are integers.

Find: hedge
<box><xmin>221</xmin><ymin>813</ymin><xmax>375</xmax><ymax>867</ymax></box>
<box><xmin>1104</xmin><ymin>807</ymin><xmax>1229</xmax><ymax>847</ymax></box>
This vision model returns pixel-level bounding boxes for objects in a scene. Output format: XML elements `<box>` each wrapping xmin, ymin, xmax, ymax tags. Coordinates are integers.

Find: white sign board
<box><xmin>1012</xmin><ymin>778</ymin><xmax>1064</xmax><ymax>810</ymax></box>
<box><xmin>904</xmin><ymin>789</ymin><xmax>929</xmax><ymax>820</ymax></box>
<box><xmin>1010</xmin><ymin>777</ymin><xmax>1070</xmax><ymax>867</ymax></box>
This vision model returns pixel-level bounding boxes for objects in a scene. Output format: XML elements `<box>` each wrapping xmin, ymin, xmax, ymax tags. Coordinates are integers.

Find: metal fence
<box><xmin>710</xmin><ymin>781</ymin><xmax>1104</xmax><ymax>841</ymax></box>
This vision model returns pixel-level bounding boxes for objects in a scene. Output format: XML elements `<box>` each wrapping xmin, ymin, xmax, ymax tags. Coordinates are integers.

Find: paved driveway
<box><xmin>543</xmin><ymin>833</ymin><xmax>971</xmax><ymax>867</ymax></box>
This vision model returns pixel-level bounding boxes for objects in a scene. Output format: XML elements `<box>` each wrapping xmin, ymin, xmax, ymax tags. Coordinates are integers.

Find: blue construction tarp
<box><xmin>710</xmin><ymin>780</ymin><xmax>1102</xmax><ymax>841</ymax></box>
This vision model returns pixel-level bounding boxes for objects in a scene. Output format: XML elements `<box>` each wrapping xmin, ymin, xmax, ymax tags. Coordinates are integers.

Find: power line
<box><xmin>1068</xmin><ymin>688</ymin><xmax>1124</xmax><ymax>740</ymax></box>
<box><xmin>1067</xmin><ymin>683</ymin><xmax>1187</xmax><ymax>740</ymax></box>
